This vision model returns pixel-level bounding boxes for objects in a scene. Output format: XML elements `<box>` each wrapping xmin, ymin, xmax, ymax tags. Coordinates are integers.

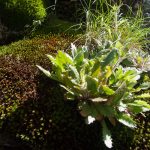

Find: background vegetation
<box><xmin>0</xmin><ymin>0</ymin><xmax>46</xmax><ymax>30</ymax></box>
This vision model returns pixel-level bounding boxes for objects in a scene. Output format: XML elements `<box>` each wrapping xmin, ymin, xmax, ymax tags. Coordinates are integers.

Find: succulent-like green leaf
<box><xmin>46</xmin><ymin>54</ymin><xmax>54</xmax><ymax>65</ymax></box>
<box><xmin>36</xmin><ymin>65</ymin><xmax>51</xmax><ymax>77</ymax></box>
<box><xmin>128</xmin><ymin>100</ymin><xmax>150</xmax><ymax>114</ymax></box>
<box><xmin>85</xmin><ymin>75</ymin><xmax>98</xmax><ymax>95</ymax></box>
<box><xmin>121</xmin><ymin>58</ymin><xmax>134</xmax><ymax>67</ymax></box>
<box><xmin>50</xmin><ymin>51</ymin><xmax>73</xmax><ymax>71</ymax></box>
<box><xmin>128</xmin><ymin>105</ymin><xmax>143</xmax><ymax>114</ymax></box>
<box><xmin>102</xmin><ymin>85</ymin><xmax>115</xmax><ymax>95</ymax></box>
<box><xmin>105</xmin><ymin>66</ymin><xmax>112</xmax><ymax>79</ymax></box>
<box><xmin>51</xmin><ymin>67</ymin><xmax>65</xmax><ymax>82</ymax></box>
<box><xmin>102</xmin><ymin>120</ymin><xmax>113</xmax><ymax>148</ymax></box>
<box><xmin>139</xmin><ymin>82</ymin><xmax>150</xmax><ymax>90</ymax></box>
<box><xmin>122</xmin><ymin>68</ymin><xmax>140</xmax><ymax>84</ymax></box>
<box><xmin>101</xmin><ymin>49</ymin><xmax>118</xmax><ymax>68</ymax></box>
<box><xmin>117</xmin><ymin>113</ymin><xmax>136</xmax><ymax>128</ymax></box>
<box><xmin>91</xmin><ymin>59</ymin><xmax>101</xmax><ymax>77</ymax></box>
<box><xmin>78</xmin><ymin>102</ymin><xmax>99</xmax><ymax>118</ymax></box>
<box><xmin>136</xmin><ymin>93</ymin><xmax>150</xmax><ymax>99</ymax></box>
<box><xmin>118</xmin><ymin>102</ymin><xmax>127</xmax><ymax>112</ymax></box>
<box><xmin>94</xmin><ymin>103</ymin><xmax>115</xmax><ymax>117</ymax></box>
<box><xmin>112</xmin><ymin>82</ymin><xmax>126</xmax><ymax>105</ymax></box>
<box><xmin>60</xmin><ymin>85</ymin><xmax>74</xmax><ymax>96</ymax></box>
<box><xmin>134</xmin><ymin>100</ymin><xmax>150</xmax><ymax>109</ymax></box>
<box><xmin>74</xmin><ymin>51</ymin><xmax>84</xmax><ymax>65</ymax></box>
<box><xmin>115</xmin><ymin>41</ymin><xmax>123</xmax><ymax>50</ymax></box>
<box><xmin>57</xmin><ymin>51</ymin><xmax>73</xmax><ymax>64</ymax></box>
<box><xmin>64</xmin><ymin>92</ymin><xmax>75</xmax><ymax>100</ymax></box>
<box><xmin>115</xmin><ymin>66</ymin><xmax>124</xmax><ymax>80</ymax></box>
<box><xmin>68</xmin><ymin>65</ymin><xmax>79</xmax><ymax>79</ymax></box>
<box><xmin>109</xmin><ymin>74</ymin><xmax>116</xmax><ymax>85</ymax></box>
<box><xmin>47</xmin><ymin>54</ymin><xmax>63</xmax><ymax>71</ymax></box>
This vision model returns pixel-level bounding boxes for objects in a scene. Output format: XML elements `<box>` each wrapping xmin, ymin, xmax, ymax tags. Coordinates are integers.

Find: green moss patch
<box><xmin>0</xmin><ymin>34</ymin><xmax>75</xmax><ymax>64</ymax></box>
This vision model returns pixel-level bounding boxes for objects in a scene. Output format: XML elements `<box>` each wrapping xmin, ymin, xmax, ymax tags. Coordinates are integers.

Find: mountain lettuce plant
<box><xmin>37</xmin><ymin>43</ymin><xmax>150</xmax><ymax>148</ymax></box>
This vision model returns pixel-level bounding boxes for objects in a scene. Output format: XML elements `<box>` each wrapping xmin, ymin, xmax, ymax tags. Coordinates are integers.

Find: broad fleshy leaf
<box><xmin>65</xmin><ymin>92</ymin><xmax>75</xmax><ymax>100</ymax></box>
<box><xmin>36</xmin><ymin>65</ymin><xmax>51</xmax><ymax>77</ymax></box>
<box><xmin>105</xmin><ymin>66</ymin><xmax>112</xmax><ymax>79</ymax></box>
<box><xmin>74</xmin><ymin>51</ymin><xmax>84</xmax><ymax>65</ymax></box>
<box><xmin>68</xmin><ymin>65</ymin><xmax>79</xmax><ymax>79</ymax></box>
<box><xmin>85</xmin><ymin>76</ymin><xmax>98</xmax><ymax>95</ymax></box>
<box><xmin>91</xmin><ymin>59</ymin><xmax>101</xmax><ymax>77</ymax></box>
<box><xmin>101</xmin><ymin>49</ymin><xmax>118</xmax><ymax>68</ymax></box>
<box><xmin>60</xmin><ymin>85</ymin><xmax>74</xmax><ymax>96</ymax></box>
<box><xmin>78</xmin><ymin>102</ymin><xmax>99</xmax><ymax>118</ymax></box>
<box><xmin>117</xmin><ymin>113</ymin><xmax>136</xmax><ymax>128</ymax></box>
<box><xmin>139</xmin><ymin>82</ymin><xmax>150</xmax><ymax>90</ymax></box>
<box><xmin>115</xmin><ymin>66</ymin><xmax>124</xmax><ymax>79</ymax></box>
<box><xmin>102</xmin><ymin>85</ymin><xmax>115</xmax><ymax>95</ymax></box>
<box><xmin>118</xmin><ymin>102</ymin><xmax>127</xmax><ymax>112</ymax></box>
<box><xmin>134</xmin><ymin>100</ymin><xmax>150</xmax><ymax>109</ymax></box>
<box><xmin>102</xmin><ymin>121</ymin><xmax>113</xmax><ymax>148</ymax></box>
<box><xmin>54</xmin><ymin>51</ymin><xmax>73</xmax><ymax>70</ymax></box>
<box><xmin>112</xmin><ymin>82</ymin><xmax>126</xmax><ymax>105</ymax></box>
<box><xmin>136</xmin><ymin>93</ymin><xmax>150</xmax><ymax>99</ymax></box>
<box><xmin>94</xmin><ymin>103</ymin><xmax>115</xmax><ymax>117</ymax></box>
<box><xmin>128</xmin><ymin>100</ymin><xmax>150</xmax><ymax>114</ymax></box>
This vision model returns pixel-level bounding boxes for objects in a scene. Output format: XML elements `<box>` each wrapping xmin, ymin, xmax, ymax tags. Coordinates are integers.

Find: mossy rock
<box><xmin>0</xmin><ymin>0</ymin><xmax>46</xmax><ymax>30</ymax></box>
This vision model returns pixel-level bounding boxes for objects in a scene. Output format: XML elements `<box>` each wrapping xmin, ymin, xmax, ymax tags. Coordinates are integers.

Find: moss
<box><xmin>0</xmin><ymin>34</ymin><xmax>75</xmax><ymax>64</ymax></box>
<box><xmin>130</xmin><ymin>112</ymin><xmax>150</xmax><ymax>150</ymax></box>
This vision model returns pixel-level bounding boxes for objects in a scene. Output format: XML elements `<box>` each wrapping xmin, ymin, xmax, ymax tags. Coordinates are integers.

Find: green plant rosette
<box><xmin>37</xmin><ymin>42</ymin><xmax>150</xmax><ymax>148</ymax></box>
